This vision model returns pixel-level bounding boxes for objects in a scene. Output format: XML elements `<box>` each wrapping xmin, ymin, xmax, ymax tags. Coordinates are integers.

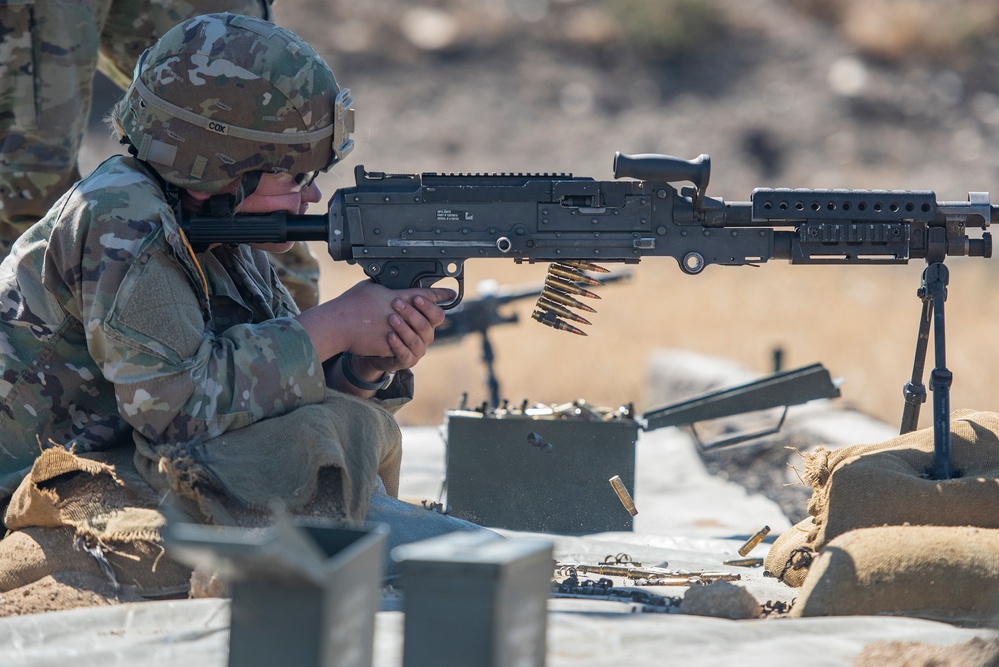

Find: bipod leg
<box><xmin>900</xmin><ymin>283</ymin><xmax>932</xmax><ymax>435</ymax></box>
<box><xmin>925</xmin><ymin>262</ymin><xmax>955</xmax><ymax>480</ymax></box>
<box><xmin>900</xmin><ymin>263</ymin><xmax>956</xmax><ymax>479</ymax></box>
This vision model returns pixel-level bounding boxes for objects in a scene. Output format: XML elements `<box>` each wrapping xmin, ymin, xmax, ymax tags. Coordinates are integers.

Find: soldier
<box><xmin>0</xmin><ymin>0</ymin><xmax>323</xmax><ymax>309</ymax></box>
<box><xmin>0</xmin><ymin>13</ymin><xmax>454</xmax><ymax>594</ymax></box>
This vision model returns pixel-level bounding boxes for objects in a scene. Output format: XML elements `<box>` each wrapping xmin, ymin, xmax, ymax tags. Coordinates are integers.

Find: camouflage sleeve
<box><xmin>102</xmin><ymin>282</ymin><xmax>329</xmax><ymax>444</ymax></box>
<box><xmin>0</xmin><ymin>0</ymin><xmax>93</xmax><ymax>244</ymax></box>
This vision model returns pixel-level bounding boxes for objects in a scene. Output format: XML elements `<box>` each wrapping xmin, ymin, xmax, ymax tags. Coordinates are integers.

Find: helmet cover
<box><xmin>117</xmin><ymin>12</ymin><xmax>354</xmax><ymax>192</ymax></box>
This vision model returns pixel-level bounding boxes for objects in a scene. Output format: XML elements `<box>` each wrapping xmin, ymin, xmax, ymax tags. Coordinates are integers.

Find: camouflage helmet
<box><xmin>117</xmin><ymin>12</ymin><xmax>354</xmax><ymax>192</ymax></box>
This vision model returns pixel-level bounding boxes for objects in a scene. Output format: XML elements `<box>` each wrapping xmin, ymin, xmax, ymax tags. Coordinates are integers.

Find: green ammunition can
<box><xmin>444</xmin><ymin>409</ymin><xmax>638</xmax><ymax>534</ymax></box>
<box><xmin>395</xmin><ymin>532</ymin><xmax>554</xmax><ymax>667</ymax></box>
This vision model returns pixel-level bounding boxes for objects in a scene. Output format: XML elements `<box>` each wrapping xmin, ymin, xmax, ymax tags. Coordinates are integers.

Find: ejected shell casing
<box><xmin>557</xmin><ymin>260</ymin><xmax>610</xmax><ymax>274</ymax></box>
<box><xmin>531</xmin><ymin>308</ymin><xmax>587</xmax><ymax>336</ymax></box>
<box><xmin>541</xmin><ymin>287</ymin><xmax>597</xmax><ymax>313</ymax></box>
<box><xmin>697</xmin><ymin>572</ymin><xmax>742</xmax><ymax>583</ymax></box>
<box><xmin>545</xmin><ymin>275</ymin><xmax>601</xmax><ymax>300</ymax></box>
<box><xmin>609</xmin><ymin>475</ymin><xmax>638</xmax><ymax>516</ymax></box>
<box><xmin>737</xmin><ymin>525</ymin><xmax>771</xmax><ymax>557</ymax></box>
<box><xmin>548</xmin><ymin>264</ymin><xmax>604</xmax><ymax>286</ymax></box>
<box><xmin>536</xmin><ymin>297</ymin><xmax>592</xmax><ymax>326</ymax></box>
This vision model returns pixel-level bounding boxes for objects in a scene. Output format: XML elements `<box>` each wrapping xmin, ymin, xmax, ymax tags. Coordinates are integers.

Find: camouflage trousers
<box><xmin>0</xmin><ymin>0</ymin><xmax>321</xmax><ymax>309</ymax></box>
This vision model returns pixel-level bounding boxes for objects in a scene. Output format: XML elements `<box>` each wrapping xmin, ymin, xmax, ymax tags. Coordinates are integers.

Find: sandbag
<box><xmin>0</xmin><ymin>445</ymin><xmax>191</xmax><ymax>597</ymax></box>
<box><xmin>766</xmin><ymin>409</ymin><xmax>999</xmax><ymax>596</ymax></box>
<box><xmin>0</xmin><ymin>526</ymin><xmax>188</xmax><ymax>599</ymax></box>
<box><xmin>791</xmin><ymin>525</ymin><xmax>999</xmax><ymax>626</ymax></box>
<box><xmin>0</xmin><ymin>570</ymin><xmax>150</xmax><ymax>618</ymax></box>
<box><xmin>801</xmin><ymin>409</ymin><xmax>999</xmax><ymax>552</ymax></box>
<box><xmin>763</xmin><ymin>516</ymin><xmax>815</xmax><ymax>587</ymax></box>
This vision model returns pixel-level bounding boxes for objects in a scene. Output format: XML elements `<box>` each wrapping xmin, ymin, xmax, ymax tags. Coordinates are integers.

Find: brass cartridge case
<box><xmin>609</xmin><ymin>475</ymin><xmax>638</xmax><ymax>516</ymax></box>
<box><xmin>548</xmin><ymin>264</ymin><xmax>604</xmax><ymax>286</ymax></box>
<box><xmin>557</xmin><ymin>260</ymin><xmax>610</xmax><ymax>273</ymax></box>
<box><xmin>737</xmin><ymin>525</ymin><xmax>771</xmax><ymax>557</ymax></box>
<box><xmin>532</xmin><ymin>308</ymin><xmax>587</xmax><ymax>336</ymax></box>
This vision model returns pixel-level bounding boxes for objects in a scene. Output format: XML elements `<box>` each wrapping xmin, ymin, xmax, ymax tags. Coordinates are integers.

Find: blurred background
<box><xmin>83</xmin><ymin>0</ymin><xmax>999</xmax><ymax>427</ymax></box>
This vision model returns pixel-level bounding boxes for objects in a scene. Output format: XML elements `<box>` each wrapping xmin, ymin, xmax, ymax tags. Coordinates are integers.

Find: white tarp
<box><xmin>0</xmin><ymin>425</ymin><xmax>994</xmax><ymax>666</ymax></box>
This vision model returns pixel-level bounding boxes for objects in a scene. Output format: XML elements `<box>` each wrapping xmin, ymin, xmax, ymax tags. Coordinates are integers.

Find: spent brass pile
<box><xmin>532</xmin><ymin>261</ymin><xmax>609</xmax><ymax>335</ymax></box>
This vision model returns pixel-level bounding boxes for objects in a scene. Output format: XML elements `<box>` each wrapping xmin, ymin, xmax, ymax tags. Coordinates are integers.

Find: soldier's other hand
<box><xmin>296</xmin><ymin>280</ymin><xmax>454</xmax><ymax>362</ymax></box>
<box><xmin>362</xmin><ymin>293</ymin><xmax>446</xmax><ymax>373</ymax></box>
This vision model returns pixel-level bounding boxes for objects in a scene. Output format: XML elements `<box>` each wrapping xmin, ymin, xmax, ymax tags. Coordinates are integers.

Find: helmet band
<box><xmin>132</xmin><ymin>75</ymin><xmax>342</xmax><ymax>146</ymax></box>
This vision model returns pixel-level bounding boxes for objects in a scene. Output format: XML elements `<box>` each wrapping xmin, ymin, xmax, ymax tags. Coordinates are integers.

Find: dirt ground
<box><xmin>854</xmin><ymin>637</ymin><xmax>999</xmax><ymax>667</ymax></box>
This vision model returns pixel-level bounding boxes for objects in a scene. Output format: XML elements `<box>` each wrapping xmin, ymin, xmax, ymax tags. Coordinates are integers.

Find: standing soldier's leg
<box><xmin>97</xmin><ymin>0</ymin><xmax>274</xmax><ymax>89</ymax></box>
<box><xmin>0</xmin><ymin>0</ymin><xmax>112</xmax><ymax>261</ymax></box>
<box><xmin>268</xmin><ymin>241</ymin><xmax>321</xmax><ymax>310</ymax></box>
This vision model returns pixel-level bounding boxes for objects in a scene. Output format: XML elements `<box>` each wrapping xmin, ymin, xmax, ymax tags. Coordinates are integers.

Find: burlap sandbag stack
<box><xmin>0</xmin><ymin>443</ymin><xmax>192</xmax><ymax>601</ymax></box>
<box><xmin>0</xmin><ymin>391</ymin><xmax>401</xmax><ymax>605</ymax></box>
<box><xmin>764</xmin><ymin>409</ymin><xmax>999</xmax><ymax>625</ymax></box>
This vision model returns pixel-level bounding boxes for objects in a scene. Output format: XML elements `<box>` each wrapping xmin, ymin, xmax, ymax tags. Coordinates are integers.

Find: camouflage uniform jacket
<box><xmin>0</xmin><ymin>155</ymin><xmax>404</xmax><ymax>499</ymax></box>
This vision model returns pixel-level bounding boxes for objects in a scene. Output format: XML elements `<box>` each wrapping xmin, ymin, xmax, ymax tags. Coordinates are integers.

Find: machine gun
<box><xmin>181</xmin><ymin>152</ymin><xmax>995</xmax><ymax>480</ymax></box>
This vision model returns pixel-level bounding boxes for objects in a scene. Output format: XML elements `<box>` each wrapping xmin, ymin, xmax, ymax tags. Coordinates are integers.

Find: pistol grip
<box><xmin>369</xmin><ymin>260</ymin><xmax>465</xmax><ymax>309</ymax></box>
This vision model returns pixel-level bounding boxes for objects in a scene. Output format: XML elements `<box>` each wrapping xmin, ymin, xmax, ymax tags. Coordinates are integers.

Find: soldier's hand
<box><xmin>296</xmin><ymin>279</ymin><xmax>453</xmax><ymax>362</ymax></box>
<box><xmin>354</xmin><ymin>293</ymin><xmax>446</xmax><ymax>374</ymax></box>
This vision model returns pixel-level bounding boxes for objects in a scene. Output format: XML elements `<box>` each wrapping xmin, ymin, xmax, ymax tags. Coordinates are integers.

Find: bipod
<box><xmin>900</xmin><ymin>261</ymin><xmax>958</xmax><ymax>480</ymax></box>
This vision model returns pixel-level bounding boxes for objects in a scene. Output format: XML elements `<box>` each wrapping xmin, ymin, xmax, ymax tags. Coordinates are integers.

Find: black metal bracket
<box><xmin>641</xmin><ymin>362</ymin><xmax>841</xmax><ymax>448</ymax></box>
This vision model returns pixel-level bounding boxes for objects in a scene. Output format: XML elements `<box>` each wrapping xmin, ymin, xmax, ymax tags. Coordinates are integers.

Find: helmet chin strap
<box><xmin>206</xmin><ymin>193</ymin><xmax>238</xmax><ymax>218</ymax></box>
<box><xmin>202</xmin><ymin>171</ymin><xmax>263</xmax><ymax>219</ymax></box>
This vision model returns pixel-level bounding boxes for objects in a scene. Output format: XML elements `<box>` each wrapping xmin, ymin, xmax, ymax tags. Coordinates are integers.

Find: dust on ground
<box><xmin>0</xmin><ymin>572</ymin><xmax>146</xmax><ymax>618</ymax></box>
<box><xmin>854</xmin><ymin>637</ymin><xmax>999</xmax><ymax>667</ymax></box>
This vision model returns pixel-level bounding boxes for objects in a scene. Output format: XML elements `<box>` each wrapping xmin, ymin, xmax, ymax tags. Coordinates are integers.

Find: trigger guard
<box><xmin>419</xmin><ymin>275</ymin><xmax>463</xmax><ymax>310</ymax></box>
<box><xmin>441</xmin><ymin>280</ymin><xmax>463</xmax><ymax>310</ymax></box>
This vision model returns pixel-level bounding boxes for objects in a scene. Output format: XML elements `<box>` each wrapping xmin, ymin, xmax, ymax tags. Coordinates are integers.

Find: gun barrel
<box><xmin>182</xmin><ymin>212</ymin><xmax>327</xmax><ymax>245</ymax></box>
<box><xmin>284</xmin><ymin>215</ymin><xmax>329</xmax><ymax>241</ymax></box>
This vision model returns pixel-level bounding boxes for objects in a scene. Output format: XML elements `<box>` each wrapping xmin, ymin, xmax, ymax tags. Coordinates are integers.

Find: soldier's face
<box><xmin>236</xmin><ymin>172</ymin><xmax>324</xmax><ymax>253</ymax></box>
